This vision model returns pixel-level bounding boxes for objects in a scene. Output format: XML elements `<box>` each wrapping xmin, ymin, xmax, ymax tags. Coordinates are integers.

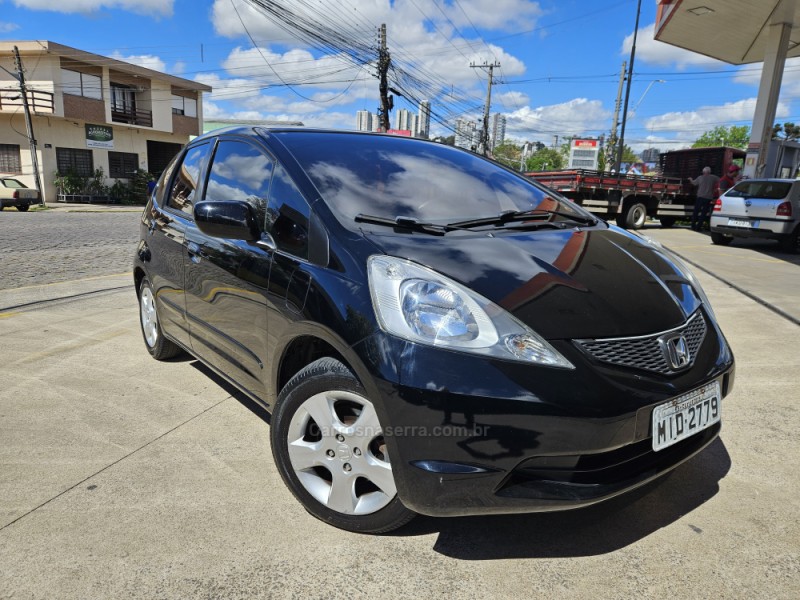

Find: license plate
<box><xmin>652</xmin><ymin>382</ymin><xmax>720</xmax><ymax>451</ymax></box>
<box><xmin>728</xmin><ymin>218</ymin><xmax>758</xmax><ymax>228</ymax></box>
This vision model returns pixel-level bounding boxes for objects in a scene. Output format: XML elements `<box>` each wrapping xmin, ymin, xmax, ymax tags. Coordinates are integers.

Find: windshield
<box><xmin>727</xmin><ymin>180</ymin><xmax>792</xmax><ymax>199</ymax></box>
<box><xmin>275</xmin><ymin>132</ymin><xmax>591</xmax><ymax>225</ymax></box>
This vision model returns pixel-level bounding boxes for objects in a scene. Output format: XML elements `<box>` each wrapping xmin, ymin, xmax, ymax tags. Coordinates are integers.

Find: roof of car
<box><xmin>197</xmin><ymin>125</ymin><xmax>426</xmax><ymax>140</ymax></box>
<box><xmin>736</xmin><ymin>178</ymin><xmax>797</xmax><ymax>183</ymax></box>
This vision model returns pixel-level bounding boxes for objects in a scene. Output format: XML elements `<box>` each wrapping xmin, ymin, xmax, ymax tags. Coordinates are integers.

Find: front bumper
<box><xmin>355</xmin><ymin>313</ymin><xmax>735</xmax><ymax>517</ymax></box>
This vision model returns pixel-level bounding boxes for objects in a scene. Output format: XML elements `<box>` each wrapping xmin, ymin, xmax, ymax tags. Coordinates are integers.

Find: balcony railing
<box><xmin>0</xmin><ymin>88</ymin><xmax>55</xmax><ymax>114</ymax></box>
<box><xmin>111</xmin><ymin>106</ymin><xmax>153</xmax><ymax>127</ymax></box>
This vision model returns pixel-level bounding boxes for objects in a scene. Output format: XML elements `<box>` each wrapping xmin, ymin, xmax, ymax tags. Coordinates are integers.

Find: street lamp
<box><xmin>630</xmin><ymin>79</ymin><xmax>666</xmax><ymax>118</ymax></box>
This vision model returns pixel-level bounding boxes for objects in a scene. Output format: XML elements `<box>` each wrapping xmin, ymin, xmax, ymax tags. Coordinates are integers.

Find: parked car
<box><xmin>134</xmin><ymin>127</ymin><xmax>735</xmax><ymax>533</ymax></box>
<box><xmin>710</xmin><ymin>178</ymin><xmax>800</xmax><ymax>252</ymax></box>
<box><xmin>0</xmin><ymin>177</ymin><xmax>39</xmax><ymax>211</ymax></box>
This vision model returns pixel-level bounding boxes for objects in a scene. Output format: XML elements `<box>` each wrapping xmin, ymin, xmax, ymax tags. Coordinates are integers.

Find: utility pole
<box><xmin>615</xmin><ymin>0</ymin><xmax>642</xmax><ymax>173</ymax></box>
<box><xmin>606</xmin><ymin>61</ymin><xmax>626</xmax><ymax>172</ymax></box>
<box><xmin>470</xmin><ymin>61</ymin><xmax>500</xmax><ymax>155</ymax></box>
<box><xmin>11</xmin><ymin>46</ymin><xmax>43</xmax><ymax>204</ymax></box>
<box><xmin>377</xmin><ymin>24</ymin><xmax>392</xmax><ymax>133</ymax></box>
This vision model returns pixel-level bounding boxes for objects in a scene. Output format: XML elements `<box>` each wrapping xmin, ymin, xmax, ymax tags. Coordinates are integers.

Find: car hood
<box><xmin>362</xmin><ymin>225</ymin><xmax>702</xmax><ymax>340</ymax></box>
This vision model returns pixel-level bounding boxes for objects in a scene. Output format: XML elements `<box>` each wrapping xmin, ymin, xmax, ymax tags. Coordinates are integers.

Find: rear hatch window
<box><xmin>726</xmin><ymin>181</ymin><xmax>792</xmax><ymax>200</ymax></box>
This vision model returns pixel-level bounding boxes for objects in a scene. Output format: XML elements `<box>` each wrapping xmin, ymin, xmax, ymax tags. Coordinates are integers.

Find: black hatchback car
<box><xmin>134</xmin><ymin>127</ymin><xmax>734</xmax><ymax>533</ymax></box>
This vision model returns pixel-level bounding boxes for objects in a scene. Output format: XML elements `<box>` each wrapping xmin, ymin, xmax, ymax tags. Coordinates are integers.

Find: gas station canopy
<box><xmin>655</xmin><ymin>0</ymin><xmax>800</xmax><ymax>65</ymax></box>
<box><xmin>654</xmin><ymin>0</ymin><xmax>800</xmax><ymax>176</ymax></box>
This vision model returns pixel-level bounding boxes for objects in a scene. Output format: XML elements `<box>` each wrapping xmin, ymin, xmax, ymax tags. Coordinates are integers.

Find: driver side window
<box><xmin>204</xmin><ymin>139</ymin><xmax>275</xmax><ymax>229</ymax></box>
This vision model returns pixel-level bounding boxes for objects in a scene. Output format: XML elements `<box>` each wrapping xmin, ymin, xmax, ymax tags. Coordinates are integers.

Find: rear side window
<box><xmin>267</xmin><ymin>164</ymin><xmax>310</xmax><ymax>259</ymax></box>
<box><xmin>166</xmin><ymin>143</ymin><xmax>211</xmax><ymax>215</ymax></box>
<box><xmin>204</xmin><ymin>140</ymin><xmax>274</xmax><ymax>228</ymax></box>
<box><xmin>727</xmin><ymin>181</ymin><xmax>792</xmax><ymax>199</ymax></box>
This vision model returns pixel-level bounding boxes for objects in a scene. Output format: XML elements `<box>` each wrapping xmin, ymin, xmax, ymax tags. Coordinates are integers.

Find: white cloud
<box><xmin>733</xmin><ymin>56</ymin><xmax>800</xmax><ymax>98</ymax></box>
<box><xmin>11</xmin><ymin>0</ymin><xmax>173</xmax><ymax>16</ymax></box>
<box><xmin>110</xmin><ymin>52</ymin><xmax>166</xmax><ymax>73</ymax></box>
<box><xmin>622</xmin><ymin>23</ymin><xmax>724</xmax><ymax>69</ymax></box>
<box><xmin>642</xmin><ymin>98</ymin><xmax>789</xmax><ymax>141</ymax></box>
<box><xmin>0</xmin><ymin>21</ymin><xmax>20</xmax><ymax>33</ymax></box>
<box><xmin>495</xmin><ymin>90</ymin><xmax>530</xmax><ymax>111</ymax></box>
<box><xmin>507</xmin><ymin>98</ymin><xmax>610</xmax><ymax>142</ymax></box>
<box><xmin>211</xmin><ymin>0</ymin><xmax>297</xmax><ymax>44</ymax></box>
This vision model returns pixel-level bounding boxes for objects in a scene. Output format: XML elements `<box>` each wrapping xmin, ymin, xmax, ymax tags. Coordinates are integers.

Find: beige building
<box><xmin>0</xmin><ymin>41</ymin><xmax>211</xmax><ymax>203</ymax></box>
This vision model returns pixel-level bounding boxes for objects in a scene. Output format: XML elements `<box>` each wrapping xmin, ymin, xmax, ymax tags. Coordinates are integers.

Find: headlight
<box><xmin>367</xmin><ymin>255</ymin><xmax>574</xmax><ymax>368</ymax></box>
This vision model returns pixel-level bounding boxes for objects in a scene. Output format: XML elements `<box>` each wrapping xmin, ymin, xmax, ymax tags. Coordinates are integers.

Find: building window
<box><xmin>108</xmin><ymin>152</ymin><xmax>138</xmax><ymax>178</ymax></box>
<box><xmin>111</xmin><ymin>84</ymin><xmax>136</xmax><ymax>114</ymax></box>
<box><xmin>61</xmin><ymin>69</ymin><xmax>102</xmax><ymax>100</ymax></box>
<box><xmin>0</xmin><ymin>144</ymin><xmax>22</xmax><ymax>174</ymax></box>
<box><xmin>171</xmin><ymin>95</ymin><xmax>197</xmax><ymax>117</ymax></box>
<box><xmin>56</xmin><ymin>148</ymin><xmax>94</xmax><ymax>177</ymax></box>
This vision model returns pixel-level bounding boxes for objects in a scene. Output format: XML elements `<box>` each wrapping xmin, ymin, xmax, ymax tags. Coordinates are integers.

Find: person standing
<box><xmin>719</xmin><ymin>163</ymin><xmax>741</xmax><ymax>194</ymax></box>
<box><xmin>687</xmin><ymin>166</ymin><xmax>720</xmax><ymax>231</ymax></box>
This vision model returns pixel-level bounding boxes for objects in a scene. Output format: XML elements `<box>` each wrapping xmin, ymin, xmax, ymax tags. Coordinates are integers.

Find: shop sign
<box><xmin>86</xmin><ymin>124</ymin><xmax>114</xmax><ymax>149</ymax></box>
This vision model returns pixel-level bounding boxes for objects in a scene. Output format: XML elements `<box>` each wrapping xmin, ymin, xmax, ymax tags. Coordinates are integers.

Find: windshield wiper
<box><xmin>447</xmin><ymin>209</ymin><xmax>598</xmax><ymax>230</ymax></box>
<box><xmin>355</xmin><ymin>213</ymin><xmax>456</xmax><ymax>236</ymax></box>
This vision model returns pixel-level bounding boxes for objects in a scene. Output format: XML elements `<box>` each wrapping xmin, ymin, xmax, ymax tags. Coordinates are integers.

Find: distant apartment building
<box><xmin>0</xmin><ymin>40</ymin><xmax>210</xmax><ymax>203</ymax></box>
<box><xmin>356</xmin><ymin>109</ymin><xmax>374</xmax><ymax>132</ymax></box>
<box><xmin>455</xmin><ymin>118</ymin><xmax>477</xmax><ymax>150</ymax></box>
<box><xmin>641</xmin><ymin>147</ymin><xmax>661</xmax><ymax>162</ymax></box>
<box><xmin>418</xmin><ymin>100</ymin><xmax>431</xmax><ymax>138</ymax></box>
<box><xmin>490</xmin><ymin>113</ymin><xmax>506</xmax><ymax>150</ymax></box>
<box><xmin>394</xmin><ymin>108</ymin><xmax>412</xmax><ymax>132</ymax></box>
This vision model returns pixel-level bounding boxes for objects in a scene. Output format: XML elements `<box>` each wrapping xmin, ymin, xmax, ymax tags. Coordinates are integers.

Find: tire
<box><xmin>16</xmin><ymin>204</ymin><xmax>30</xmax><ymax>212</ymax></box>
<box><xmin>621</xmin><ymin>202</ymin><xmax>647</xmax><ymax>230</ymax></box>
<box><xmin>710</xmin><ymin>232</ymin><xmax>733</xmax><ymax>246</ymax></box>
<box><xmin>138</xmin><ymin>278</ymin><xmax>182</xmax><ymax>360</ymax></box>
<box><xmin>659</xmin><ymin>216</ymin><xmax>676</xmax><ymax>228</ymax></box>
<box><xmin>271</xmin><ymin>357</ymin><xmax>415</xmax><ymax>533</ymax></box>
<box><xmin>778</xmin><ymin>226</ymin><xmax>800</xmax><ymax>253</ymax></box>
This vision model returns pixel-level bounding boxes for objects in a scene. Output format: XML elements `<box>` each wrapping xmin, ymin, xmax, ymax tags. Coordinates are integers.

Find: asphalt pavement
<box><xmin>0</xmin><ymin>216</ymin><xmax>798</xmax><ymax>599</ymax></box>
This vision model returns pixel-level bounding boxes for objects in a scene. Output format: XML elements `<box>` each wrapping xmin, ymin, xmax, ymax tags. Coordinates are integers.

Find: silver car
<box><xmin>710</xmin><ymin>179</ymin><xmax>800</xmax><ymax>252</ymax></box>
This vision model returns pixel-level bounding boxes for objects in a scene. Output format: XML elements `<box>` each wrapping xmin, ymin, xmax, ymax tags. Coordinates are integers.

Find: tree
<box><xmin>492</xmin><ymin>142</ymin><xmax>522</xmax><ymax>169</ymax></box>
<box><xmin>692</xmin><ymin>125</ymin><xmax>750</xmax><ymax>149</ymax></box>
<box><xmin>526</xmin><ymin>148</ymin><xmax>564</xmax><ymax>171</ymax></box>
<box><xmin>620</xmin><ymin>144</ymin><xmax>638</xmax><ymax>163</ymax></box>
<box><xmin>772</xmin><ymin>122</ymin><xmax>800</xmax><ymax>141</ymax></box>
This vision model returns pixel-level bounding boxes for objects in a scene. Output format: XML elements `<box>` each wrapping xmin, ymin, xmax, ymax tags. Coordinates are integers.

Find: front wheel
<box><xmin>710</xmin><ymin>232</ymin><xmax>733</xmax><ymax>246</ymax></box>
<box><xmin>271</xmin><ymin>357</ymin><xmax>415</xmax><ymax>533</ymax></box>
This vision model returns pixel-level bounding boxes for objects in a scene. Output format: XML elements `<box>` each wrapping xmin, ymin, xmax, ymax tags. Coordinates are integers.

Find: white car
<box><xmin>710</xmin><ymin>178</ymin><xmax>800</xmax><ymax>253</ymax></box>
<box><xmin>0</xmin><ymin>177</ymin><xmax>39</xmax><ymax>211</ymax></box>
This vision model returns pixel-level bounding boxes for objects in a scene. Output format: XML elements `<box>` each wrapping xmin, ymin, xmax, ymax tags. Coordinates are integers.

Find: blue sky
<box><xmin>1</xmin><ymin>0</ymin><xmax>794</xmax><ymax>152</ymax></box>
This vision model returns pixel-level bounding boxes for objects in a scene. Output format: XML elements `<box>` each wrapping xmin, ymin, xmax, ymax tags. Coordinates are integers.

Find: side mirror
<box><xmin>194</xmin><ymin>201</ymin><xmax>260</xmax><ymax>241</ymax></box>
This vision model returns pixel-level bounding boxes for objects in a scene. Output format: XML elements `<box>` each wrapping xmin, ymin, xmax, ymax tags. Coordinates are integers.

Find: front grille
<box><xmin>574</xmin><ymin>311</ymin><xmax>707</xmax><ymax>375</ymax></box>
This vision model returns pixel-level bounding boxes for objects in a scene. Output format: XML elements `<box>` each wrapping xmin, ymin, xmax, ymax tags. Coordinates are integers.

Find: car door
<box><xmin>144</xmin><ymin>143</ymin><xmax>212</xmax><ymax>350</ymax></box>
<box><xmin>183</xmin><ymin>137</ymin><xmax>275</xmax><ymax>400</ymax></box>
<box><xmin>261</xmin><ymin>162</ymin><xmax>318</xmax><ymax>349</ymax></box>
